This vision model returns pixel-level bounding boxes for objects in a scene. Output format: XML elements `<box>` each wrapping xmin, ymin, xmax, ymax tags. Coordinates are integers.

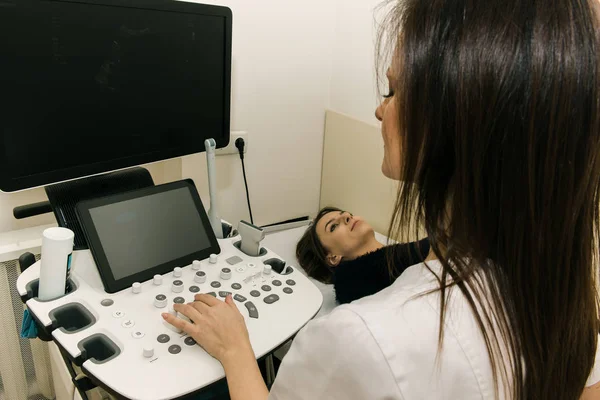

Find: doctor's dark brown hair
<box><xmin>296</xmin><ymin>206</ymin><xmax>343</xmax><ymax>284</ymax></box>
<box><xmin>377</xmin><ymin>0</ymin><xmax>600</xmax><ymax>398</ymax></box>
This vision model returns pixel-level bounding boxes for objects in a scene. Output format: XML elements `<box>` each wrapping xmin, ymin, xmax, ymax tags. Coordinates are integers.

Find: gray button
<box><xmin>264</xmin><ymin>294</ymin><xmax>280</xmax><ymax>304</ymax></box>
<box><xmin>245</xmin><ymin>302</ymin><xmax>259</xmax><ymax>319</ymax></box>
<box><xmin>168</xmin><ymin>345</ymin><xmax>182</xmax><ymax>354</ymax></box>
<box><xmin>100</xmin><ymin>299</ymin><xmax>114</xmax><ymax>307</ymax></box>
<box><xmin>157</xmin><ymin>334</ymin><xmax>170</xmax><ymax>343</ymax></box>
<box><xmin>231</xmin><ymin>283</ymin><xmax>242</xmax><ymax>290</ymax></box>
<box><xmin>250</xmin><ymin>290</ymin><xmax>260</xmax><ymax>297</ymax></box>
<box><xmin>196</xmin><ymin>271</ymin><xmax>206</xmax><ymax>277</ymax></box>
<box><xmin>211</xmin><ymin>281</ymin><xmax>221</xmax><ymax>288</ymax></box>
<box><xmin>219</xmin><ymin>291</ymin><xmax>232</xmax><ymax>298</ymax></box>
<box><xmin>272</xmin><ymin>280</ymin><xmax>282</xmax><ymax>287</ymax></box>
<box><xmin>283</xmin><ymin>287</ymin><xmax>293</xmax><ymax>294</ymax></box>
<box><xmin>189</xmin><ymin>286</ymin><xmax>200</xmax><ymax>293</ymax></box>
<box><xmin>222</xmin><ymin>268</ymin><xmax>231</xmax><ymax>273</ymax></box>
<box><xmin>226</xmin><ymin>256</ymin><xmax>243</xmax><ymax>265</ymax></box>
<box><xmin>286</xmin><ymin>279</ymin><xmax>296</xmax><ymax>286</ymax></box>
<box><xmin>173</xmin><ymin>280</ymin><xmax>183</xmax><ymax>286</ymax></box>
<box><xmin>261</xmin><ymin>285</ymin><xmax>271</xmax><ymax>292</ymax></box>
<box><xmin>184</xmin><ymin>337</ymin><xmax>196</xmax><ymax>346</ymax></box>
<box><xmin>156</xmin><ymin>294</ymin><xmax>167</xmax><ymax>301</ymax></box>
<box><xmin>234</xmin><ymin>294</ymin><xmax>247</xmax><ymax>302</ymax></box>
<box><xmin>173</xmin><ymin>297</ymin><xmax>185</xmax><ymax>304</ymax></box>
<box><xmin>207</xmin><ymin>292</ymin><xmax>217</xmax><ymax>297</ymax></box>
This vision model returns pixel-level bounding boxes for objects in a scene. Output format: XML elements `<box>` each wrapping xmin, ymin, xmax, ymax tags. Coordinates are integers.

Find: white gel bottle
<box><xmin>38</xmin><ymin>227</ymin><xmax>75</xmax><ymax>301</ymax></box>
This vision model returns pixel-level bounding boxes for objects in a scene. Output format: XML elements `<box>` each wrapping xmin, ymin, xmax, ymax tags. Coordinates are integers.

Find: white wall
<box><xmin>181</xmin><ymin>0</ymin><xmax>337</xmax><ymax>228</ymax></box>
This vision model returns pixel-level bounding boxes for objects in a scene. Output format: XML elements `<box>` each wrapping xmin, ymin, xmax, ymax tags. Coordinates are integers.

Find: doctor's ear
<box><xmin>326</xmin><ymin>254</ymin><xmax>342</xmax><ymax>267</ymax></box>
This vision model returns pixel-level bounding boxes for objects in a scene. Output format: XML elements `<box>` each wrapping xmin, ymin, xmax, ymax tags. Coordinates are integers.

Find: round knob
<box><xmin>132</xmin><ymin>282</ymin><xmax>142</xmax><ymax>293</ymax></box>
<box><xmin>220</xmin><ymin>268</ymin><xmax>232</xmax><ymax>280</ymax></box>
<box><xmin>194</xmin><ymin>270</ymin><xmax>206</xmax><ymax>283</ymax></box>
<box><xmin>143</xmin><ymin>346</ymin><xmax>154</xmax><ymax>358</ymax></box>
<box><xmin>153</xmin><ymin>275</ymin><xmax>163</xmax><ymax>285</ymax></box>
<box><xmin>209</xmin><ymin>254</ymin><xmax>218</xmax><ymax>264</ymax></box>
<box><xmin>177</xmin><ymin>312</ymin><xmax>191</xmax><ymax>323</ymax></box>
<box><xmin>171</xmin><ymin>280</ymin><xmax>184</xmax><ymax>293</ymax></box>
<box><xmin>173</xmin><ymin>267</ymin><xmax>182</xmax><ymax>278</ymax></box>
<box><xmin>154</xmin><ymin>294</ymin><xmax>167</xmax><ymax>308</ymax></box>
<box><xmin>263</xmin><ymin>265</ymin><xmax>272</xmax><ymax>275</ymax></box>
<box><xmin>192</xmin><ymin>260</ymin><xmax>201</xmax><ymax>270</ymax></box>
<box><xmin>163</xmin><ymin>318</ymin><xmax>181</xmax><ymax>333</ymax></box>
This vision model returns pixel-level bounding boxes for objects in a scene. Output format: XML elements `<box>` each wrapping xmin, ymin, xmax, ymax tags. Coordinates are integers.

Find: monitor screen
<box><xmin>76</xmin><ymin>180</ymin><xmax>220</xmax><ymax>293</ymax></box>
<box><xmin>0</xmin><ymin>0</ymin><xmax>232</xmax><ymax>192</ymax></box>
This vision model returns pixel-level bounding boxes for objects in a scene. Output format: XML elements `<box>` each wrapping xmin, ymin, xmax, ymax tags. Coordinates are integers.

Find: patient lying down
<box><xmin>296</xmin><ymin>206</ymin><xmax>430</xmax><ymax>304</ymax></box>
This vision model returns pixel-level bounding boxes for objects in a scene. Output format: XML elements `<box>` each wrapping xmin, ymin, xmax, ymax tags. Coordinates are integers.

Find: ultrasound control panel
<box><xmin>17</xmin><ymin>236</ymin><xmax>323</xmax><ymax>400</ymax></box>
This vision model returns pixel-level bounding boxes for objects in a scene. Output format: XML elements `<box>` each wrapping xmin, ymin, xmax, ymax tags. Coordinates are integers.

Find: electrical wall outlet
<box><xmin>215</xmin><ymin>131</ymin><xmax>248</xmax><ymax>156</ymax></box>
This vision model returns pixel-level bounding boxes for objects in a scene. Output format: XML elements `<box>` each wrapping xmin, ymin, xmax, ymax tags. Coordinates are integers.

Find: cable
<box><xmin>236</xmin><ymin>138</ymin><xmax>254</xmax><ymax>224</ymax></box>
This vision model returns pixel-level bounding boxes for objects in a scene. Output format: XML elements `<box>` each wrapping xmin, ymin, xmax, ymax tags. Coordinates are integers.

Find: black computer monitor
<box><xmin>0</xmin><ymin>0</ymin><xmax>232</xmax><ymax>193</ymax></box>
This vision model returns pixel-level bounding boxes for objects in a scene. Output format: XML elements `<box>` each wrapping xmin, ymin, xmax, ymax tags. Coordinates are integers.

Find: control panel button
<box><xmin>192</xmin><ymin>260</ymin><xmax>202</xmax><ymax>270</ymax></box>
<box><xmin>168</xmin><ymin>345</ymin><xmax>182</xmax><ymax>355</ymax></box>
<box><xmin>194</xmin><ymin>271</ymin><xmax>207</xmax><ymax>283</ymax></box>
<box><xmin>143</xmin><ymin>346</ymin><xmax>154</xmax><ymax>358</ymax></box>
<box><xmin>122</xmin><ymin>319</ymin><xmax>135</xmax><ymax>328</ymax></box>
<box><xmin>132</xmin><ymin>331</ymin><xmax>145</xmax><ymax>339</ymax></box>
<box><xmin>220</xmin><ymin>268</ymin><xmax>232</xmax><ymax>280</ymax></box>
<box><xmin>234</xmin><ymin>294</ymin><xmax>247</xmax><ymax>302</ymax></box>
<box><xmin>236</xmin><ymin>266</ymin><xmax>246</xmax><ymax>273</ymax></box>
<box><xmin>264</xmin><ymin>294</ymin><xmax>280</xmax><ymax>304</ymax></box>
<box><xmin>209</xmin><ymin>254</ymin><xmax>218</xmax><ymax>264</ymax></box>
<box><xmin>132</xmin><ymin>282</ymin><xmax>142</xmax><ymax>294</ymax></box>
<box><xmin>177</xmin><ymin>312</ymin><xmax>191</xmax><ymax>323</ymax></box>
<box><xmin>171</xmin><ymin>280</ymin><xmax>184</xmax><ymax>293</ymax></box>
<box><xmin>163</xmin><ymin>318</ymin><xmax>181</xmax><ymax>333</ymax></box>
<box><xmin>247</xmin><ymin>263</ymin><xmax>257</xmax><ymax>269</ymax></box>
<box><xmin>207</xmin><ymin>292</ymin><xmax>217</xmax><ymax>297</ymax></box>
<box><xmin>286</xmin><ymin>279</ymin><xmax>296</xmax><ymax>286</ymax></box>
<box><xmin>112</xmin><ymin>310</ymin><xmax>125</xmax><ymax>318</ymax></box>
<box><xmin>283</xmin><ymin>287</ymin><xmax>294</xmax><ymax>294</ymax></box>
<box><xmin>231</xmin><ymin>283</ymin><xmax>242</xmax><ymax>290</ymax></box>
<box><xmin>226</xmin><ymin>256</ymin><xmax>243</xmax><ymax>265</ymax></box>
<box><xmin>189</xmin><ymin>285</ymin><xmax>200</xmax><ymax>293</ymax></box>
<box><xmin>157</xmin><ymin>334</ymin><xmax>170</xmax><ymax>343</ymax></box>
<box><xmin>154</xmin><ymin>294</ymin><xmax>167</xmax><ymax>308</ymax></box>
<box><xmin>153</xmin><ymin>275</ymin><xmax>163</xmax><ymax>285</ymax></box>
<box><xmin>173</xmin><ymin>296</ymin><xmax>185</xmax><ymax>304</ymax></box>
<box><xmin>173</xmin><ymin>267</ymin><xmax>182</xmax><ymax>278</ymax></box>
<box><xmin>261</xmin><ymin>285</ymin><xmax>272</xmax><ymax>292</ymax></box>
<box><xmin>250</xmin><ymin>290</ymin><xmax>260</xmax><ymax>298</ymax></box>
<box><xmin>218</xmin><ymin>291</ymin><xmax>232</xmax><ymax>298</ymax></box>
<box><xmin>101</xmin><ymin>299</ymin><xmax>114</xmax><ymax>307</ymax></box>
<box><xmin>272</xmin><ymin>280</ymin><xmax>282</xmax><ymax>287</ymax></box>
<box><xmin>184</xmin><ymin>337</ymin><xmax>196</xmax><ymax>346</ymax></box>
<box><xmin>244</xmin><ymin>302</ymin><xmax>259</xmax><ymax>319</ymax></box>
<box><xmin>263</xmin><ymin>265</ymin><xmax>272</xmax><ymax>275</ymax></box>
<box><xmin>210</xmin><ymin>281</ymin><xmax>221</xmax><ymax>288</ymax></box>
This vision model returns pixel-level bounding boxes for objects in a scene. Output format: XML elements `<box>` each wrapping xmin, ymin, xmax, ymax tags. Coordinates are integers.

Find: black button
<box><xmin>173</xmin><ymin>297</ymin><xmax>185</xmax><ymax>304</ymax></box>
<box><xmin>286</xmin><ymin>279</ymin><xmax>296</xmax><ymax>286</ymax></box>
<box><xmin>189</xmin><ymin>286</ymin><xmax>200</xmax><ymax>293</ymax></box>
<box><xmin>184</xmin><ymin>337</ymin><xmax>196</xmax><ymax>346</ymax></box>
<box><xmin>283</xmin><ymin>287</ymin><xmax>293</xmax><ymax>294</ymax></box>
<box><xmin>157</xmin><ymin>334</ymin><xmax>170</xmax><ymax>343</ymax></box>
<box><xmin>234</xmin><ymin>294</ymin><xmax>247</xmax><ymax>302</ymax></box>
<box><xmin>211</xmin><ymin>281</ymin><xmax>221</xmax><ymax>288</ymax></box>
<box><xmin>264</xmin><ymin>294</ymin><xmax>280</xmax><ymax>304</ymax></box>
<box><xmin>245</xmin><ymin>302</ymin><xmax>259</xmax><ymax>319</ymax></box>
<box><xmin>196</xmin><ymin>271</ymin><xmax>206</xmax><ymax>277</ymax></box>
<box><xmin>156</xmin><ymin>294</ymin><xmax>167</xmax><ymax>301</ymax></box>
<box><xmin>250</xmin><ymin>290</ymin><xmax>260</xmax><ymax>297</ymax></box>
<box><xmin>222</xmin><ymin>268</ymin><xmax>231</xmax><ymax>273</ymax></box>
<box><xmin>207</xmin><ymin>292</ymin><xmax>217</xmax><ymax>297</ymax></box>
<box><xmin>100</xmin><ymin>299</ymin><xmax>114</xmax><ymax>307</ymax></box>
<box><xmin>272</xmin><ymin>280</ymin><xmax>282</xmax><ymax>287</ymax></box>
<box><xmin>173</xmin><ymin>280</ymin><xmax>183</xmax><ymax>286</ymax></box>
<box><xmin>219</xmin><ymin>291</ymin><xmax>232</xmax><ymax>298</ymax></box>
<box><xmin>168</xmin><ymin>345</ymin><xmax>182</xmax><ymax>354</ymax></box>
<box><xmin>261</xmin><ymin>285</ymin><xmax>271</xmax><ymax>292</ymax></box>
<box><xmin>231</xmin><ymin>283</ymin><xmax>242</xmax><ymax>290</ymax></box>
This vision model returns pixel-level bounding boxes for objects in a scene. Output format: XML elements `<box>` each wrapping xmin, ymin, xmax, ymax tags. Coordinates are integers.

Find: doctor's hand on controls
<box><xmin>166</xmin><ymin>0</ymin><xmax>600</xmax><ymax>399</ymax></box>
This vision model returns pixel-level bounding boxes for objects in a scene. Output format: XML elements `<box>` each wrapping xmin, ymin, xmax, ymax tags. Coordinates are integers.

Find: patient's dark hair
<box><xmin>296</xmin><ymin>206</ymin><xmax>343</xmax><ymax>284</ymax></box>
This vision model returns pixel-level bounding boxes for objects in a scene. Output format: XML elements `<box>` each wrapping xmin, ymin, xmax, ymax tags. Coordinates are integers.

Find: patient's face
<box><xmin>375</xmin><ymin>67</ymin><xmax>401</xmax><ymax>180</ymax></box>
<box><xmin>315</xmin><ymin>210</ymin><xmax>375</xmax><ymax>264</ymax></box>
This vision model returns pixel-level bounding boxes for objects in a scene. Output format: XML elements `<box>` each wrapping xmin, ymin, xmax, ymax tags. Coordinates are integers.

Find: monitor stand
<box><xmin>43</xmin><ymin>167</ymin><xmax>154</xmax><ymax>250</ymax></box>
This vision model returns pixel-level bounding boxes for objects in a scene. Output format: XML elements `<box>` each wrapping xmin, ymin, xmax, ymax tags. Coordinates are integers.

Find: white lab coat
<box><xmin>269</xmin><ymin>260</ymin><xmax>600</xmax><ymax>399</ymax></box>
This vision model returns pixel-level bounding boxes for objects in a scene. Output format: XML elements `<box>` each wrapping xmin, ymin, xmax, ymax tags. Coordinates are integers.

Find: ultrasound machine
<box><xmin>1</xmin><ymin>1</ymin><xmax>323</xmax><ymax>399</ymax></box>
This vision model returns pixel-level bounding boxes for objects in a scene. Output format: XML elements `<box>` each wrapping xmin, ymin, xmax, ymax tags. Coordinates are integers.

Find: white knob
<box><xmin>209</xmin><ymin>254</ymin><xmax>218</xmax><ymax>264</ymax></box>
<box><xmin>132</xmin><ymin>282</ymin><xmax>142</xmax><ymax>293</ymax></box>
<box><xmin>143</xmin><ymin>346</ymin><xmax>154</xmax><ymax>358</ymax></box>
<box><xmin>154</xmin><ymin>294</ymin><xmax>167</xmax><ymax>308</ymax></box>
<box><xmin>172</xmin><ymin>280</ymin><xmax>184</xmax><ymax>293</ymax></box>
<box><xmin>220</xmin><ymin>268</ymin><xmax>232</xmax><ymax>280</ymax></box>
<box><xmin>173</xmin><ymin>267</ymin><xmax>182</xmax><ymax>278</ymax></box>
<box><xmin>263</xmin><ymin>265</ymin><xmax>272</xmax><ymax>275</ymax></box>
<box><xmin>194</xmin><ymin>271</ymin><xmax>206</xmax><ymax>283</ymax></box>
<box><xmin>192</xmin><ymin>260</ymin><xmax>201</xmax><ymax>270</ymax></box>
<box><xmin>177</xmin><ymin>312</ymin><xmax>191</xmax><ymax>323</ymax></box>
<box><xmin>168</xmin><ymin>305</ymin><xmax>177</xmax><ymax>316</ymax></box>
<box><xmin>163</xmin><ymin>316</ymin><xmax>181</xmax><ymax>333</ymax></box>
<box><xmin>153</xmin><ymin>275</ymin><xmax>163</xmax><ymax>285</ymax></box>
